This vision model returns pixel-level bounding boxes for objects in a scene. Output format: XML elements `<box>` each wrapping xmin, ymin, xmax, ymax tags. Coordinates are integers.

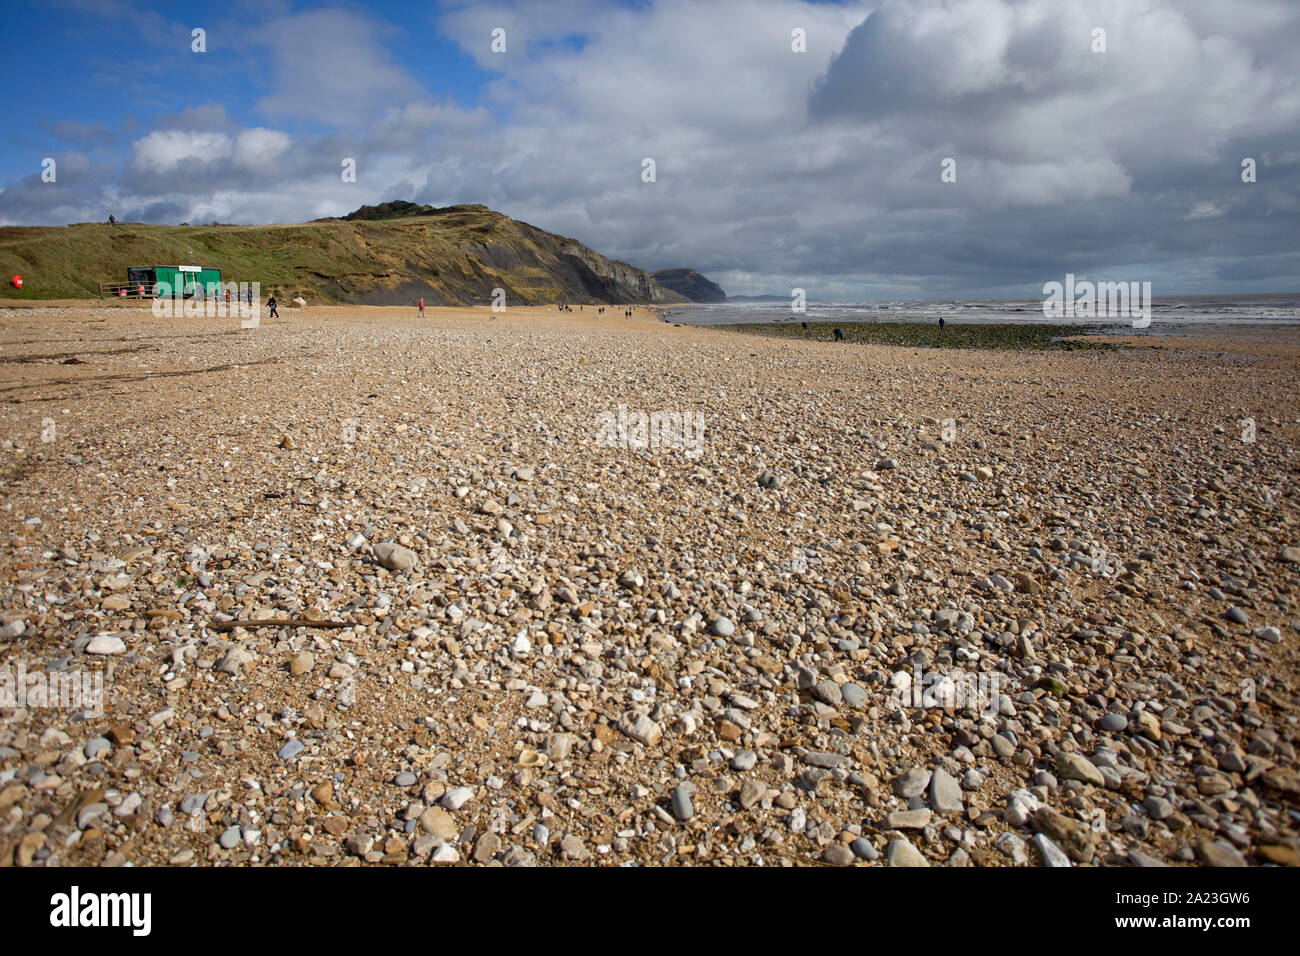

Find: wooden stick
<box><xmin>210</xmin><ymin>617</ymin><xmax>353</xmax><ymax>632</ymax></box>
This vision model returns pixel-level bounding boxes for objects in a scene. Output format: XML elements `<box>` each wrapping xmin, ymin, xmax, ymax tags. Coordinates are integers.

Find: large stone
<box><xmin>886</xmin><ymin>809</ymin><xmax>932</xmax><ymax>829</ymax></box>
<box><xmin>472</xmin><ymin>832</ymin><xmax>501</xmax><ymax>863</ymax></box>
<box><xmin>1195</xmin><ymin>839</ymin><xmax>1247</xmax><ymax>867</ymax></box>
<box><xmin>709</xmin><ymin>617</ymin><xmax>735</xmax><ymax>637</ymax></box>
<box><xmin>822</xmin><ymin>844</ymin><xmax>855</xmax><ymax>866</ymax></box>
<box><xmin>277</xmin><ymin>739</ymin><xmax>305</xmax><ymax>761</ymax></box>
<box><xmin>85</xmin><ymin>635</ymin><xmax>126</xmax><ymax>655</ymax></box>
<box><xmin>1030</xmin><ymin>807</ymin><xmax>1096</xmax><ymax>863</ymax></box>
<box><xmin>894</xmin><ymin>767</ymin><xmax>931</xmax><ymax>798</ymax></box>
<box><xmin>1032</xmin><ymin>833</ymin><xmax>1072</xmax><ymax>868</ymax></box>
<box><xmin>886</xmin><ymin>839</ymin><xmax>930</xmax><ymax>867</ymax></box>
<box><xmin>1056</xmin><ymin>752</ymin><xmax>1105</xmax><ymax>787</ymax></box>
<box><xmin>616</xmin><ymin>711</ymin><xmax>662</xmax><ymax>746</ymax></box>
<box><xmin>812</xmin><ymin>679</ymin><xmax>842</xmax><ymax>707</ymax></box>
<box><xmin>670</xmin><ymin>783</ymin><xmax>695</xmax><ymax>821</ymax></box>
<box><xmin>374</xmin><ymin>541</ymin><xmax>417</xmax><ymax>573</ymax></box>
<box><xmin>841</xmin><ymin>683</ymin><xmax>869</xmax><ymax>709</ymax></box>
<box><xmin>929</xmin><ymin>768</ymin><xmax>964</xmax><ymax>814</ymax></box>
<box><xmin>441</xmin><ymin>787</ymin><xmax>475</xmax><ymax>810</ymax></box>
<box><xmin>419</xmin><ymin>806</ymin><xmax>458</xmax><ymax>841</ymax></box>
<box><xmin>738</xmin><ymin>779</ymin><xmax>765</xmax><ymax>810</ymax></box>
<box><xmin>217</xmin><ymin>646</ymin><xmax>255</xmax><ymax>676</ymax></box>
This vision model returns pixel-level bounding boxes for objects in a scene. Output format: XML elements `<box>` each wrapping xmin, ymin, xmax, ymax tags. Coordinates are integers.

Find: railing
<box><xmin>99</xmin><ymin>281</ymin><xmax>153</xmax><ymax>299</ymax></box>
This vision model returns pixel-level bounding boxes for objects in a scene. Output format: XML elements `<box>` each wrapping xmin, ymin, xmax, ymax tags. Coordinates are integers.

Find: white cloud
<box><xmin>233</xmin><ymin>128</ymin><xmax>292</xmax><ymax>171</ymax></box>
<box><xmin>130</xmin><ymin>130</ymin><xmax>233</xmax><ymax>171</ymax></box>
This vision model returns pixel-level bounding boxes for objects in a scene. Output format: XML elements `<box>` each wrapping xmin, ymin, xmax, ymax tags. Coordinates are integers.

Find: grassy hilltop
<box><xmin>0</xmin><ymin>202</ymin><xmax>687</xmax><ymax>306</ymax></box>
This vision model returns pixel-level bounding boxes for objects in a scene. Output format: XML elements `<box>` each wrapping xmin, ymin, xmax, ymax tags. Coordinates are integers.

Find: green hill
<box><xmin>0</xmin><ymin>203</ymin><xmax>689</xmax><ymax>305</ymax></box>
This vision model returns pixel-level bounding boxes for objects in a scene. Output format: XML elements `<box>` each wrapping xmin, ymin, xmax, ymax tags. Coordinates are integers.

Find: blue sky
<box><xmin>1</xmin><ymin>0</ymin><xmax>1298</xmax><ymax>299</ymax></box>
<box><xmin>0</xmin><ymin>1</ymin><xmax>492</xmax><ymax>181</ymax></box>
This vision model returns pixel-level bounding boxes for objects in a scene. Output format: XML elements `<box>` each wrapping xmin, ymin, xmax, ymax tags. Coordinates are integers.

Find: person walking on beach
<box><xmin>267</xmin><ymin>294</ymin><xmax>279</xmax><ymax>319</ymax></box>
<box><xmin>247</xmin><ymin>287</ymin><xmax>253</xmax><ymax>308</ymax></box>
<box><xmin>418</xmin><ymin>297</ymin><xmax>425</xmax><ymax>318</ymax></box>
<box><xmin>939</xmin><ymin>316</ymin><xmax>945</xmax><ymax>331</ymax></box>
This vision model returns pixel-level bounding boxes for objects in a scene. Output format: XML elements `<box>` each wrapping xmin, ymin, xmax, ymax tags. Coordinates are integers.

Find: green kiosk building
<box><xmin>127</xmin><ymin>265</ymin><xmax>222</xmax><ymax>297</ymax></box>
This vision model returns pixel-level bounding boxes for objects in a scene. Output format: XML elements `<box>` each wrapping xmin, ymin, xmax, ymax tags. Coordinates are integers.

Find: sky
<box><xmin>1</xmin><ymin>0</ymin><xmax>1297</xmax><ymax>300</ymax></box>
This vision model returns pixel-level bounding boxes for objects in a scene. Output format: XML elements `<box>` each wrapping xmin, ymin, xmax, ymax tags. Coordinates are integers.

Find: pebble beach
<box><xmin>1</xmin><ymin>302</ymin><xmax>1298</xmax><ymax>867</ymax></box>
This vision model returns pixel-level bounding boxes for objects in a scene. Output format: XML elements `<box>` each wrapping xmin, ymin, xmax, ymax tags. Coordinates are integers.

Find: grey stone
<box><xmin>738</xmin><ymin>779</ymin><xmax>765</xmax><ymax>810</ymax></box>
<box><xmin>1056</xmin><ymin>752</ymin><xmax>1105</xmax><ymax>787</ymax></box>
<box><xmin>85</xmin><ymin>635</ymin><xmax>126</xmax><ymax>655</ymax></box>
<box><xmin>76</xmin><ymin>802</ymin><xmax>109</xmax><ymax>829</ymax></box>
<box><xmin>929</xmin><ymin>768</ymin><xmax>964</xmax><ymax>814</ymax></box>
<box><xmin>277</xmin><ymin>739</ymin><xmax>305</xmax><ymax>761</ymax></box>
<box><xmin>823</xmin><ymin>844</ymin><xmax>855</xmax><ymax>865</ymax></box>
<box><xmin>179</xmin><ymin>793</ymin><xmax>208</xmax><ymax>815</ymax></box>
<box><xmin>894</xmin><ymin>767</ymin><xmax>931</xmax><ymax>798</ymax></box>
<box><xmin>374</xmin><ymin>541</ymin><xmax>418</xmax><ymax>573</ymax></box>
<box><xmin>730</xmin><ymin>750</ymin><xmax>757</xmax><ymax>771</ymax></box>
<box><xmin>851</xmin><ymin>837</ymin><xmax>879</xmax><ymax>860</ymax></box>
<box><xmin>1032</xmin><ymin>833</ymin><xmax>1072</xmax><ymax>867</ymax></box>
<box><xmin>1143</xmin><ymin>795</ymin><xmax>1174</xmax><ymax>820</ymax></box>
<box><xmin>812</xmin><ymin>679</ymin><xmax>842</xmax><ymax>707</ymax></box>
<box><xmin>1195</xmin><ymin>839</ymin><xmax>1246</xmax><ymax>867</ymax></box>
<box><xmin>885</xmin><ymin>809</ymin><xmax>932</xmax><ymax>829</ymax></box>
<box><xmin>1128</xmin><ymin>849</ymin><xmax>1170</xmax><ymax>867</ymax></box>
<box><xmin>803</xmin><ymin>751</ymin><xmax>845</xmax><ymax>769</ymax></box>
<box><xmin>670</xmin><ymin>783</ymin><xmax>696</xmax><ymax>821</ymax></box>
<box><xmin>886</xmin><ymin>839</ymin><xmax>929</xmax><ymax>867</ymax></box>
<box><xmin>617</xmin><ymin>711</ymin><xmax>662</xmax><ymax>746</ymax></box>
<box><xmin>1099</xmin><ymin>713</ymin><xmax>1128</xmax><ymax>733</ymax></box>
<box><xmin>441</xmin><ymin>787</ymin><xmax>475</xmax><ymax>810</ymax></box>
<box><xmin>841</xmin><ymin>683</ymin><xmax>869</xmax><ymax>709</ymax></box>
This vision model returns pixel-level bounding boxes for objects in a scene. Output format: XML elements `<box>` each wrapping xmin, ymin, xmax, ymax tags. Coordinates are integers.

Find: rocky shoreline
<box><xmin>1</xmin><ymin>304</ymin><xmax>1297</xmax><ymax>867</ymax></box>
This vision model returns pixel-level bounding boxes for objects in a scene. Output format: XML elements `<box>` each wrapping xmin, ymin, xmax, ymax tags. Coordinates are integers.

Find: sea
<box><xmin>669</xmin><ymin>292</ymin><xmax>1300</xmax><ymax>337</ymax></box>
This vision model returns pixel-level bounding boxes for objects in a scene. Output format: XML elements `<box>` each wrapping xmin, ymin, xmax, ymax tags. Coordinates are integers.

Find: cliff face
<box><xmin>0</xmin><ymin>202</ymin><xmax>689</xmax><ymax>306</ymax></box>
<box><xmin>338</xmin><ymin>203</ymin><xmax>688</xmax><ymax>306</ymax></box>
<box><xmin>551</xmin><ymin>237</ymin><xmax>685</xmax><ymax>304</ymax></box>
<box><xmin>651</xmin><ymin>268</ymin><xmax>727</xmax><ymax>302</ymax></box>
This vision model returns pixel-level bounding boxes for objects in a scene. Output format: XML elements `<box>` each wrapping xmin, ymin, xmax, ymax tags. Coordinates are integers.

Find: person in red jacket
<box><xmin>418</xmin><ymin>297</ymin><xmax>425</xmax><ymax>318</ymax></box>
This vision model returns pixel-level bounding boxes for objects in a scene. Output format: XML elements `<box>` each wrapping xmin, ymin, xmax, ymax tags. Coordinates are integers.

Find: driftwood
<box><xmin>211</xmin><ymin>617</ymin><xmax>352</xmax><ymax>632</ymax></box>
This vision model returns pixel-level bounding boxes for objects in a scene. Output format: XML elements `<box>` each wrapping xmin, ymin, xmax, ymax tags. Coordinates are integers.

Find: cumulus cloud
<box><xmin>233</xmin><ymin>128</ymin><xmax>293</xmax><ymax>171</ymax></box>
<box><xmin>131</xmin><ymin>131</ymin><xmax>234</xmax><ymax>172</ymax></box>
